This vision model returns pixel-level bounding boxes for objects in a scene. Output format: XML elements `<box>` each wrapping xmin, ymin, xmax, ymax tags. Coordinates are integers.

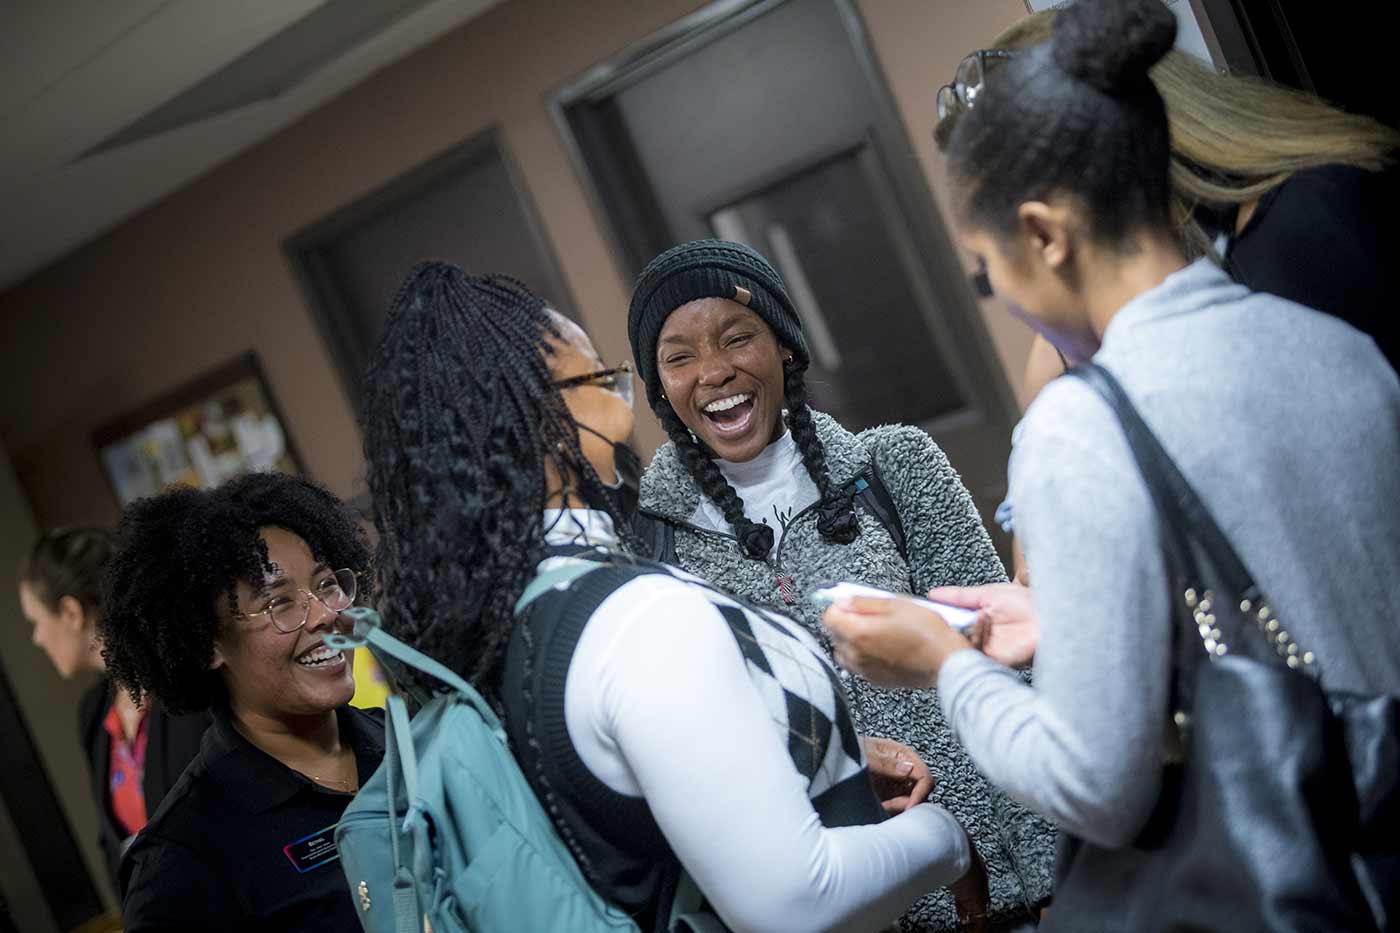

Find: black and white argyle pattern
<box><xmin>717</xmin><ymin>603</ymin><xmax>865</xmax><ymax>791</ymax></box>
<box><xmin>536</xmin><ymin>549</ymin><xmax>877</xmax><ymax>824</ymax></box>
<box><xmin>655</xmin><ymin>565</ymin><xmax>872</xmax><ymax>818</ymax></box>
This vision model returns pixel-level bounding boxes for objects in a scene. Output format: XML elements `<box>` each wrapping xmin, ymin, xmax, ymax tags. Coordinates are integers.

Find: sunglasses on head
<box><xmin>935</xmin><ymin>49</ymin><xmax>1016</xmax><ymax>124</ymax></box>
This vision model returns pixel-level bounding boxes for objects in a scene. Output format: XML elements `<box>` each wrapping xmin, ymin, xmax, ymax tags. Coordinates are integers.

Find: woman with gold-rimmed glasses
<box><xmin>234</xmin><ymin>566</ymin><xmax>359</xmax><ymax>633</ymax></box>
<box><xmin>99</xmin><ymin>471</ymin><xmax>385</xmax><ymax>932</ymax></box>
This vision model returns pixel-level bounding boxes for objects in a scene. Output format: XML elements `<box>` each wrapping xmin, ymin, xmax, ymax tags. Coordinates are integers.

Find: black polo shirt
<box><xmin>120</xmin><ymin>703</ymin><xmax>385</xmax><ymax>932</ymax></box>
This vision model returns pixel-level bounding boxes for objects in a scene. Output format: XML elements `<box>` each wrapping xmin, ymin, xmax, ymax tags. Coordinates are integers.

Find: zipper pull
<box><xmin>776</xmin><ymin>573</ymin><xmax>798</xmax><ymax>605</ymax></box>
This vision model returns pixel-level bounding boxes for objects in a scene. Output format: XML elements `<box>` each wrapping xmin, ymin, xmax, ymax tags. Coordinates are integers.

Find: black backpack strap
<box><xmin>848</xmin><ymin>460</ymin><xmax>908</xmax><ymax>562</ymax></box>
<box><xmin>633</xmin><ymin>509</ymin><xmax>680</xmax><ymax>565</ymax></box>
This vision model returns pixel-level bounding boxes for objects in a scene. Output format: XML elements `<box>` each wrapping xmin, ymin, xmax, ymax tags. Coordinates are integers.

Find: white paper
<box><xmin>811</xmin><ymin>582</ymin><xmax>980</xmax><ymax>631</ymax></box>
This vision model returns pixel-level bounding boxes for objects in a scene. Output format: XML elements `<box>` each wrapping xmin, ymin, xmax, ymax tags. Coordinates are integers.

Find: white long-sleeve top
<box><xmin>543</xmin><ymin>510</ymin><xmax>971</xmax><ymax>932</ymax></box>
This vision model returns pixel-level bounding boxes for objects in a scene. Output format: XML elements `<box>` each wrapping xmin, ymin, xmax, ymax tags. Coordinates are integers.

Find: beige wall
<box><xmin>0</xmin><ymin>0</ymin><xmax>1033</xmax><ymax>531</ymax></box>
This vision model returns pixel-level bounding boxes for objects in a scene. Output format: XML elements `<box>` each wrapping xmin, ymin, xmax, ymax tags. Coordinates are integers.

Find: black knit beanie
<box><xmin>628</xmin><ymin>239</ymin><xmax>809</xmax><ymax>408</ymax></box>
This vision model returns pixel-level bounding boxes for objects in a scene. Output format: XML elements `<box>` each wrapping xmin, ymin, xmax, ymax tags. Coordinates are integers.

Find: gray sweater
<box><xmin>940</xmin><ymin>258</ymin><xmax>1400</xmax><ymax>850</ymax></box>
<box><xmin>639</xmin><ymin>412</ymin><xmax>1056</xmax><ymax>930</ymax></box>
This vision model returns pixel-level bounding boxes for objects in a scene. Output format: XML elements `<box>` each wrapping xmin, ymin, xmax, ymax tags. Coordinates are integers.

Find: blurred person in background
<box><xmin>18</xmin><ymin>526</ymin><xmax>208</xmax><ymax>889</ymax></box>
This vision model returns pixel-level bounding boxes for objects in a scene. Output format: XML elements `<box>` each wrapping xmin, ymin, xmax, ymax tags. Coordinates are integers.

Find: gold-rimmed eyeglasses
<box><xmin>235</xmin><ymin>568</ymin><xmax>358</xmax><ymax>634</ymax></box>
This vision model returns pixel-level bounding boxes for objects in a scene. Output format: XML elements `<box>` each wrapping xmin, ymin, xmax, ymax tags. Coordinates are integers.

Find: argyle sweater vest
<box><xmin>501</xmin><ymin>555</ymin><xmax>883</xmax><ymax>932</ymax></box>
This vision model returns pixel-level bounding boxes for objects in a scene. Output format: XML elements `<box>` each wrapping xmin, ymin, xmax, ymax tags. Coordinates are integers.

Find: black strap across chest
<box><xmin>641</xmin><ymin>463</ymin><xmax>907</xmax><ymax>565</ymax></box>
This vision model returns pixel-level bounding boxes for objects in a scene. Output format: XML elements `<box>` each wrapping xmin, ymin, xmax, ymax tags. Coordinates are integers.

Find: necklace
<box><xmin>305</xmin><ymin>771</ymin><xmax>357</xmax><ymax>793</ymax></box>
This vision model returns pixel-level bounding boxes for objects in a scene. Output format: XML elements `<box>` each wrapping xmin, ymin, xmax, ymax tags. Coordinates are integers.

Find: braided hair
<box><xmin>658</xmin><ymin>355</ymin><xmax>859</xmax><ymax>561</ymax></box>
<box><xmin>360</xmin><ymin>262</ymin><xmax>636</xmax><ymax>701</ymax></box>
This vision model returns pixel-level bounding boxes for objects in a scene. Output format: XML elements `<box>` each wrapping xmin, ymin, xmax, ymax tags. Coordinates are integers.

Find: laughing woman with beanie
<box><xmin>629</xmin><ymin>239</ymin><xmax>1056</xmax><ymax>930</ymax></box>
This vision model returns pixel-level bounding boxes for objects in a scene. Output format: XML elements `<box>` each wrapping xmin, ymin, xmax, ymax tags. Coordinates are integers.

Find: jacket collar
<box><xmin>203</xmin><ymin>703</ymin><xmax>385</xmax><ymax>815</ymax></box>
<box><xmin>639</xmin><ymin>409</ymin><xmax>872</xmax><ymax>522</ymax></box>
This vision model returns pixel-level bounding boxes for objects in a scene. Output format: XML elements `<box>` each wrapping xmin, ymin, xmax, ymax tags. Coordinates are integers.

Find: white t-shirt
<box><xmin>691</xmin><ymin>430</ymin><xmax>820</xmax><ymax>555</ymax></box>
<box><xmin>540</xmin><ymin>510</ymin><xmax>970</xmax><ymax>932</ymax></box>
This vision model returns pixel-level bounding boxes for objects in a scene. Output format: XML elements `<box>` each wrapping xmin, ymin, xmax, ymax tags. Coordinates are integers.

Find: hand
<box><xmin>929</xmin><ymin>583</ymin><xmax>1040</xmax><ymax>670</ymax></box>
<box><xmin>949</xmin><ymin>827</ymin><xmax>990</xmax><ymax>932</ymax></box>
<box><xmin>822</xmin><ymin>595</ymin><xmax>972</xmax><ymax>689</ymax></box>
<box><xmin>860</xmin><ymin>736</ymin><xmax>935</xmax><ymax>815</ymax></box>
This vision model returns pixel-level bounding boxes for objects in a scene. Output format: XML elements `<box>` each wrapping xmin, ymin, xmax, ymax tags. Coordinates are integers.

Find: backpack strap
<box><xmin>657</xmin><ymin>521</ymin><xmax>678</xmax><ymax>566</ymax></box>
<box><xmin>327</xmin><ymin>608</ymin><xmax>504</xmax><ymax>740</ymax></box>
<box><xmin>380</xmin><ymin>692</ymin><xmax>422</xmax><ymax>933</ymax></box>
<box><xmin>327</xmin><ymin>610</ymin><xmax>488</xmax><ymax>933</ymax></box>
<box><xmin>515</xmin><ymin>560</ymin><xmax>610</xmax><ymax>614</ymax></box>
<box><xmin>633</xmin><ymin>509</ymin><xmax>680</xmax><ymax>565</ymax></box>
<box><xmin>849</xmin><ymin>460</ymin><xmax>908</xmax><ymax>562</ymax></box>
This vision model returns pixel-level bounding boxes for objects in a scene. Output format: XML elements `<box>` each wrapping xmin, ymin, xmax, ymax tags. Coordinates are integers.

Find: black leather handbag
<box><xmin>1042</xmin><ymin>364</ymin><xmax>1399</xmax><ymax>933</ymax></box>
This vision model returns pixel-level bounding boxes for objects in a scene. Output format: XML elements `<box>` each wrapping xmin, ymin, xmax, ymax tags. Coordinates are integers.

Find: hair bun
<box><xmin>1052</xmin><ymin>0</ymin><xmax>1177</xmax><ymax>93</ymax></box>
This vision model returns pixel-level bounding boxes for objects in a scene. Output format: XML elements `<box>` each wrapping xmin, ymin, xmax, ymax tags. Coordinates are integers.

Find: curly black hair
<box><xmin>361</xmin><ymin>262</ymin><xmax>634</xmax><ymax>700</ymax></box>
<box><xmin>98</xmin><ymin>472</ymin><xmax>372</xmax><ymax>714</ymax></box>
<box><xmin>19</xmin><ymin>526</ymin><xmax>115</xmax><ymax>615</ymax></box>
<box><xmin>655</xmin><ymin>357</ymin><xmax>859</xmax><ymax>560</ymax></box>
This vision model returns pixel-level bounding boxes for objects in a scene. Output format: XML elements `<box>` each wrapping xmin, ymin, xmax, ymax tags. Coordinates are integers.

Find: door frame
<box><xmin>284</xmin><ymin>125</ymin><xmax>578</xmax><ymax>409</ymax></box>
<box><xmin>548</xmin><ymin>0</ymin><xmax>1021</xmax><ymax>426</ymax></box>
<box><xmin>693</xmin><ymin>131</ymin><xmax>989</xmax><ymax>436</ymax></box>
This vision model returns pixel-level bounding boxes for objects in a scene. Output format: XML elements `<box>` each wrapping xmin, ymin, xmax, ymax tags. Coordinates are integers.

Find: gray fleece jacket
<box><xmin>639</xmin><ymin>411</ymin><xmax>1056</xmax><ymax>931</ymax></box>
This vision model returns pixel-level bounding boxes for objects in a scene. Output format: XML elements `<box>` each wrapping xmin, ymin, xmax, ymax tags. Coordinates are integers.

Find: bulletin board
<box><xmin>93</xmin><ymin>352</ymin><xmax>303</xmax><ymax>508</ymax></box>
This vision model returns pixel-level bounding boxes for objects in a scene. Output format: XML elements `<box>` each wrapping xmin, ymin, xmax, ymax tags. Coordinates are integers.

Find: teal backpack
<box><xmin>324</xmin><ymin>562</ymin><xmax>720</xmax><ymax>933</ymax></box>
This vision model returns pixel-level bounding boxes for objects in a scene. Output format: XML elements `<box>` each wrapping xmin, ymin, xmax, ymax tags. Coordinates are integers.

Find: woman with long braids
<box><xmin>824</xmin><ymin>0</ymin><xmax>1400</xmax><ymax>928</ymax></box>
<box><xmin>628</xmin><ymin>239</ymin><xmax>1055</xmax><ymax>930</ymax></box>
<box><xmin>359</xmin><ymin>262</ymin><xmax>987</xmax><ymax>933</ymax></box>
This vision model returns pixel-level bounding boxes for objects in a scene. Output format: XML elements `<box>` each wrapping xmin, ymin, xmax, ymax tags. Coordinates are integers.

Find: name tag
<box><xmin>283</xmin><ymin>823</ymin><xmax>340</xmax><ymax>873</ymax></box>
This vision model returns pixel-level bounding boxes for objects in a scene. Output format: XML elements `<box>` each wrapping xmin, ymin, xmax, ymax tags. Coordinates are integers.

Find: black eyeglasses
<box><xmin>551</xmin><ymin>360</ymin><xmax>634</xmax><ymax>409</ymax></box>
<box><xmin>936</xmin><ymin>49</ymin><xmax>1016</xmax><ymax>123</ymax></box>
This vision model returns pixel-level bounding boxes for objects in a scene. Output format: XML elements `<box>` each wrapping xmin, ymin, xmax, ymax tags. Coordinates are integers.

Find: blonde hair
<box><xmin>939</xmin><ymin>10</ymin><xmax>1400</xmax><ymax>255</ymax></box>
